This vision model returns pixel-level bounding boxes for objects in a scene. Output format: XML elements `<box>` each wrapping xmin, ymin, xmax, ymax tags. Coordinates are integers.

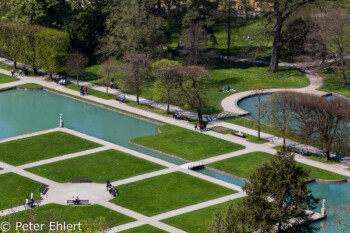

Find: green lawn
<box><xmin>131</xmin><ymin>124</ymin><xmax>245</xmax><ymax>161</ymax></box>
<box><xmin>26</xmin><ymin>149</ymin><xmax>165</xmax><ymax>183</ymax></box>
<box><xmin>162</xmin><ymin>198</ymin><xmax>243</xmax><ymax>233</ymax></box>
<box><xmin>16</xmin><ymin>83</ymin><xmax>43</xmax><ymax>89</ymax></box>
<box><xmin>0</xmin><ymin>72</ymin><xmax>19</xmax><ymax>84</ymax></box>
<box><xmin>208</xmin><ymin>152</ymin><xmax>348</xmax><ymax>180</ymax></box>
<box><xmin>210</xmin><ymin>126</ymin><xmax>268</xmax><ymax>144</ymax></box>
<box><xmin>0</xmin><ymin>131</ymin><xmax>101</xmax><ymax>166</ymax></box>
<box><xmin>110</xmin><ymin>172</ymin><xmax>236</xmax><ymax>216</ymax></box>
<box><xmin>65</xmin><ymin>83</ymin><xmax>116</xmax><ymax>100</ymax></box>
<box><xmin>0</xmin><ymin>173</ymin><xmax>43</xmax><ymax>210</ymax></box>
<box><xmin>318</xmin><ymin>68</ymin><xmax>350</xmax><ymax>98</ymax></box>
<box><xmin>121</xmin><ymin>225</ymin><xmax>166</xmax><ymax>233</ymax></box>
<box><xmin>0</xmin><ymin>62</ymin><xmax>15</xmax><ymax>71</ymax></box>
<box><xmin>5</xmin><ymin>203</ymin><xmax>135</xmax><ymax>231</ymax></box>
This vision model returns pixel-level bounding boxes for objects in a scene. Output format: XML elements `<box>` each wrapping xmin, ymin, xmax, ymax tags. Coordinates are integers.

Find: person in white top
<box><xmin>25</xmin><ymin>197</ymin><xmax>29</xmax><ymax>209</ymax></box>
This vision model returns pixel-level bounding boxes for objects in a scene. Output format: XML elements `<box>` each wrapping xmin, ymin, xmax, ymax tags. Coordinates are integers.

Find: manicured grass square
<box><xmin>121</xmin><ymin>225</ymin><xmax>167</xmax><ymax>233</ymax></box>
<box><xmin>0</xmin><ymin>173</ymin><xmax>43</xmax><ymax>210</ymax></box>
<box><xmin>208</xmin><ymin>152</ymin><xmax>348</xmax><ymax>180</ymax></box>
<box><xmin>5</xmin><ymin>203</ymin><xmax>135</xmax><ymax>231</ymax></box>
<box><xmin>0</xmin><ymin>131</ymin><xmax>101</xmax><ymax>166</ymax></box>
<box><xmin>26</xmin><ymin>149</ymin><xmax>165</xmax><ymax>183</ymax></box>
<box><xmin>0</xmin><ymin>72</ymin><xmax>19</xmax><ymax>84</ymax></box>
<box><xmin>162</xmin><ymin>198</ymin><xmax>243</xmax><ymax>233</ymax></box>
<box><xmin>131</xmin><ymin>125</ymin><xmax>245</xmax><ymax>161</ymax></box>
<box><xmin>110</xmin><ymin>172</ymin><xmax>236</xmax><ymax>216</ymax></box>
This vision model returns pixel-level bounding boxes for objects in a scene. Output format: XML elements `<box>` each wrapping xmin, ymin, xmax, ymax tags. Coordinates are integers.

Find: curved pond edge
<box><xmin>307</xmin><ymin>178</ymin><xmax>350</xmax><ymax>184</ymax></box>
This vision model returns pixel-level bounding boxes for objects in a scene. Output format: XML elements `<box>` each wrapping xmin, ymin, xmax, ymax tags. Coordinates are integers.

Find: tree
<box><xmin>6</xmin><ymin>0</ymin><xmax>69</xmax><ymax>28</ymax></box>
<box><xmin>317</xmin><ymin>4</ymin><xmax>350</xmax><ymax>86</ymax></box>
<box><xmin>34</xmin><ymin>29</ymin><xmax>71</xmax><ymax>78</ymax></box>
<box><xmin>270</xmin><ymin>92</ymin><xmax>294</xmax><ymax>148</ymax></box>
<box><xmin>280</xmin><ymin>92</ymin><xmax>350</xmax><ymax>161</ymax></box>
<box><xmin>176</xmin><ymin>65</ymin><xmax>209</xmax><ymax>123</ymax></box>
<box><xmin>120</xmin><ymin>53</ymin><xmax>150</xmax><ymax>104</ymax></box>
<box><xmin>98</xmin><ymin>0</ymin><xmax>165</xmax><ymax>59</ymax></box>
<box><xmin>66</xmin><ymin>50</ymin><xmax>88</xmax><ymax>85</ymax></box>
<box><xmin>100</xmin><ymin>58</ymin><xmax>117</xmax><ymax>94</ymax></box>
<box><xmin>251</xmin><ymin>83</ymin><xmax>268</xmax><ymax>140</ymax></box>
<box><xmin>220</xmin><ymin>0</ymin><xmax>236</xmax><ymax>59</ymax></box>
<box><xmin>208</xmin><ymin>150</ymin><xmax>319</xmax><ymax>232</ymax></box>
<box><xmin>152</xmin><ymin>59</ymin><xmax>181</xmax><ymax>113</ymax></box>
<box><xmin>258</xmin><ymin>0</ymin><xmax>316</xmax><ymax>73</ymax></box>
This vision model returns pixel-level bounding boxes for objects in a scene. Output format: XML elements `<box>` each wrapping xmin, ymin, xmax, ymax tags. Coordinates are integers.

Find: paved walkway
<box><xmin>221</xmin><ymin>70</ymin><xmax>330</xmax><ymax>116</ymax></box>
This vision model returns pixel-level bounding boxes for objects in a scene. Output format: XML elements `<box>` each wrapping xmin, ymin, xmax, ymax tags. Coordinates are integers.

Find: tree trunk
<box><xmin>49</xmin><ymin>73</ymin><xmax>52</xmax><ymax>79</ymax></box>
<box><xmin>137</xmin><ymin>94</ymin><xmax>139</xmax><ymax>104</ymax></box>
<box><xmin>340</xmin><ymin>55</ymin><xmax>347</xmax><ymax>86</ymax></box>
<box><xmin>322</xmin><ymin>149</ymin><xmax>330</xmax><ymax>161</ymax></box>
<box><xmin>33</xmin><ymin>67</ymin><xmax>38</xmax><ymax>75</ymax></box>
<box><xmin>197</xmin><ymin>109</ymin><xmax>203</xmax><ymax>123</ymax></box>
<box><xmin>269</xmin><ymin>12</ymin><xmax>282</xmax><ymax>73</ymax></box>
<box><xmin>227</xmin><ymin>8</ymin><xmax>231</xmax><ymax>60</ymax></box>
<box><xmin>167</xmin><ymin>101</ymin><xmax>170</xmax><ymax>114</ymax></box>
<box><xmin>243</xmin><ymin>5</ymin><xmax>248</xmax><ymax>20</ymax></box>
<box><xmin>157</xmin><ymin>0</ymin><xmax>161</xmax><ymax>15</ymax></box>
<box><xmin>106</xmin><ymin>86</ymin><xmax>108</xmax><ymax>94</ymax></box>
<box><xmin>13</xmin><ymin>61</ymin><xmax>16</xmax><ymax>69</ymax></box>
<box><xmin>76</xmin><ymin>74</ymin><xmax>79</xmax><ymax>85</ymax></box>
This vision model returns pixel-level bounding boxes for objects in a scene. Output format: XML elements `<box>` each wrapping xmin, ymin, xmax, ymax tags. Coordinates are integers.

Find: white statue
<box><xmin>59</xmin><ymin>113</ymin><xmax>64</xmax><ymax>128</ymax></box>
<box><xmin>322</xmin><ymin>199</ymin><xmax>326</xmax><ymax>209</ymax></box>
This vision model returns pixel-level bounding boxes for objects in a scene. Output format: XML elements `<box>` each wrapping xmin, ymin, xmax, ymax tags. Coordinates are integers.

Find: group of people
<box><xmin>219</xmin><ymin>86</ymin><xmax>235</xmax><ymax>92</ymax></box>
<box><xmin>106</xmin><ymin>181</ymin><xmax>119</xmax><ymax>197</ymax></box>
<box><xmin>11</xmin><ymin>67</ymin><xmax>28</xmax><ymax>77</ymax></box>
<box><xmin>80</xmin><ymin>86</ymin><xmax>88</xmax><ymax>96</ymax></box>
<box><xmin>71</xmin><ymin>196</ymin><xmax>80</xmax><ymax>205</ymax></box>
<box><xmin>25</xmin><ymin>192</ymin><xmax>35</xmax><ymax>209</ymax></box>
<box><xmin>194</xmin><ymin>121</ymin><xmax>207</xmax><ymax>132</ymax></box>
<box><xmin>300</xmin><ymin>148</ymin><xmax>309</xmax><ymax>156</ymax></box>
<box><xmin>58</xmin><ymin>79</ymin><xmax>66</xmax><ymax>85</ymax></box>
<box><xmin>242</xmin><ymin>36</ymin><xmax>252</xmax><ymax>40</ymax></box>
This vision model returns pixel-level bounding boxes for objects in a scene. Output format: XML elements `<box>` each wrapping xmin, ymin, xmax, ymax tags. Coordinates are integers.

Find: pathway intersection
<box><xmin>0</xmin><ymin>59</ymin><xmax>350</xmax><ymax>232</ymax></box>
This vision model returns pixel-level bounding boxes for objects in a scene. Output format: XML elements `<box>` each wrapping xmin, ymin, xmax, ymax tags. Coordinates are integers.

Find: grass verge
<box><xmin>110</xmin><ymin>172</ymin><xmax>236</xmax><ymax>216</ymax></box>
<box><xmin>26</xmin><ymin>149</ymin><xmax>165</xmax><ymax>183</ymax></box>
<box><xmin>120</xmin><ymin>225</ymin><xmax>166</xmax><ymax>233</ymax></box>
<box><xmin>131</xmin><ymin>124</ymin><xmax>245</xmax><ymax>161</ymax></box>
<box><xmin>0</xmin><ymin>73</ymin><xmax>19</xmax><ymax>84</ymax></box>
<box><xmin>0</xmin><ymin>131</ymin><xmax>101</xmax><ymax>166</ymax></box>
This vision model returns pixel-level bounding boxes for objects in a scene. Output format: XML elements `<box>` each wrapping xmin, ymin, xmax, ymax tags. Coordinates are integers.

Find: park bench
<box><xmin>69</xmin><ymin>176</ymin><xmax>92</xmax><ymax>183</ymax></box>
<box><xmin>232</xmin><ymin>131</ymin><xmax>246</xmax><ymax>138</ymax></box>
<box><xmin>28</xmin><ymin>201</ymin><xmax>42</xmax><ymax>208</ymax></box>
<box><xmin>39</xmin><ymin>184</ymin><xmax>49</xmax><ymax>195</ymax></box>
<box><xmin>173</xmin><ymin>114</ymin><xmax>190</xmax><ymax>121</ymax></box>
<box><xmin>67</xmin><ymin>200</ymin><xmax>90</xmax><ymax>206</ymax></box>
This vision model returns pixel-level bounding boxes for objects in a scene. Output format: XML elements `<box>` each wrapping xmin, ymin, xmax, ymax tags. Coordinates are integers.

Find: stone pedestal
<box><xmin>321</xmin><ymin>199</ymin><xmax>327</xmax><ymax>217</ymax></box>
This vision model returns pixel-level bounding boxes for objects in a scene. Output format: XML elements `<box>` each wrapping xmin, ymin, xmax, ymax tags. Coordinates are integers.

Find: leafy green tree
<box><xmin>65</xmin><ymin>0</ymin><xmax>111</xmax><ymax>53</ymax></box>
<box><xmin>6</xmin><ymin>0</ymin><xmax>69</xmax><ymax>28</ymax></box>
<box><xmin>152</xmin><ymin>59</ymin><xmax>181</xmax><ymax>113</ymax></box>
<box><xmin>208</xmin><ymin>150</ymin><xmax>319</xmax><ymax>233</ymax></box>
<box><xmin>98</xmin><ymin>0</ymin><xmax>165</xmax><ymax>59</ymax></box>
<box><xmin>34</xmin><ymin>29</ymin><xmax>71</xmax><ymax>78</ymax></box>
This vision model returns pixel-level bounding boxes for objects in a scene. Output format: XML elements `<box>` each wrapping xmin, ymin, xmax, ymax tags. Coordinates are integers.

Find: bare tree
<box><xmin>181</xmin><ymin>22</ymin><xmax>206</xmax><ymax>65</ymax></box>
<box><xmin>270</xmin><ymin>91</ymin><xmax>294</xmax><ymax>147</ymax></box>
<box><xmin>252</xmin><ymin>83</ymin><xmax>268</xmax><ymax>139</ymax></box>
<box><xmin>317</xmin><ymin>5</ymin><xmax>350</xmax><ymax>86</ymax></box>
<box><xmin>176</xmin><ymin>65</ymin><xmax>209</xmax><ymax>123</ymax></box>
<box><xmin>66</xmin><ymin>50</ymin><xmax>88</xmax><ymax>85</ymax></box>
<box><xmin>100</xmin><ymin>58</ymin><xmax>117</xmax><ymax>94</ymax></box>
<box><xmin>281</xmin><ymin>92</ymin><xmax>350</xmax><ymax>161</ymax></box>
<box><xmin>121</xmin><ymin>53</ymin><xmax>150</xmax><ymax>104</ymax></box>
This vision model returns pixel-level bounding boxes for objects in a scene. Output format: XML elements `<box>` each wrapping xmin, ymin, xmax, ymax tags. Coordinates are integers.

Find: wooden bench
<box><xmin>39</xmin><ymin>184</ymin><xmax>49</xmax><ymax>195</ymax></box>
<box><xmin>69</xmin><ymin>176</ymin><xmax>92</xmax><ymax>183</ymax></box>
<box><xmin>173</xmin><ymin>114</ymin><xmax>190</xmax><ymax>121</ymax></box>
<box><xmin>232</xmin><ymin>131</ymin><xmax>246</xmax><ymax>138</ymax></box>
<box><xmin>67</xmin><ymin>200</ymin><xmax>90</xmax><ymax>206</ymax></box>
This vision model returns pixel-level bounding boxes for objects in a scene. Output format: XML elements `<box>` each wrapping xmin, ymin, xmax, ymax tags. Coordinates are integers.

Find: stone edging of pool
<box><xmin>307</xmin><ymin>178</ymin><xmax>350</xmax><ymax>184</ymax></box>
<box><xmin>205</xmin><ymin>166</ymin><xmax>249</xmax><ymax>183</ymax></box>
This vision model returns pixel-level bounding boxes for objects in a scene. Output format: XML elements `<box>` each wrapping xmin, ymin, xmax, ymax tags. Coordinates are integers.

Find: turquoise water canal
<box><xmin>0</xmin><ymin>89</ymin><xmax>349</xmax><ymax>231</ymax></box>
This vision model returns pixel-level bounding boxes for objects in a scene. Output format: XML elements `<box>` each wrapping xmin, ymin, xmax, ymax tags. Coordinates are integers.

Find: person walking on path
<box><xmin>84</xmin><ymin>86</ymin><xmax>87</xmax><ymax>96</ymax></box>
<box><xmin>25</xmin><ymin>197</ymin><xmax>29</xmax><ymax>209</ymax></box>
<box><xmin>80</xmin><ymin>86</ymin><xmax>84</xmax><ymax>96</ymax></box>
<box><xmin>11</xmin><ymin>68</ymin><xmax>15</xmax><ymax>77</ymax></box>
<box><xmin>19</xmin><ymin>69</ymin><xmax>22</xmax><ymax>76</ymax></box>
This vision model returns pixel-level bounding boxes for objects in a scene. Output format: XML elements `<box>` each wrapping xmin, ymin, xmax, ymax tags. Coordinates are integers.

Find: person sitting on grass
<box><xmin>119</xmin><ymin>96</ymin><xmax>126</xmax><ymax>103</ymax></box>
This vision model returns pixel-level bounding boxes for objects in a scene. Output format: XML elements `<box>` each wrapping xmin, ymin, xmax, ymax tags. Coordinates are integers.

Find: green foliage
<box><xmin>6</xmin><ymin>0</ymin><xmax>69</xmax><ymax>28</ymax></box>
<box><xmin>98</xmin><ymin>0</ymin><xmax>165</xmax><ymax>59</ymax></box>
<box><xmin>34</xmin><ymin>29</ymin><xmax>71</xmax><ymax>75</ymax></box>
<box><xmin>208</xmin><ymin>150</ymin><xmax>320</xmax><ymax>232</ymax></box>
